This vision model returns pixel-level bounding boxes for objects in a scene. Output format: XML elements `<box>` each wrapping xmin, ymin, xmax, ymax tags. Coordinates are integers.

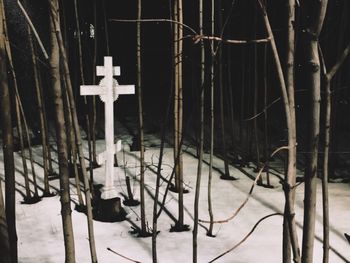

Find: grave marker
<box><xmin>80</xmin><ymin>56</ymin><xmax>134</xmax><ymax>200</ymax></box>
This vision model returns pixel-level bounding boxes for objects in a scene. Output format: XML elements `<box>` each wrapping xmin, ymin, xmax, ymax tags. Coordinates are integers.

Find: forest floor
<box><xmin>1</xmin><ymin>120</ymin><xmax>350</xmax><ymax>263</ymax></box>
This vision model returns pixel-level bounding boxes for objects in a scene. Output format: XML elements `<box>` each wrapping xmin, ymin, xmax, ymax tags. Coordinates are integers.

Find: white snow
<box><xmin>1</xmin><ymin>131</ymin><xmax>350</xmax><ymax>263</ymax></box>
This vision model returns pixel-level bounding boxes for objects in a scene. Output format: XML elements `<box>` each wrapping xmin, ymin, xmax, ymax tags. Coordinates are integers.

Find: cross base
<box><xmin>93</xmin><ymin>197</ymin><xmax>126</xmax><ymax>222</ymax></box>
<box><xmin>100</xmin><ymin>186</ymin><xmax>119</xmax><ymax>200</ymax></box>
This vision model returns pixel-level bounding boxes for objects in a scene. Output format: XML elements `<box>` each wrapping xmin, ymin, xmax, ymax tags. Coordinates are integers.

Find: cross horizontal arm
<box><xmin>96</xmin><ymin>66</ymin><xmax>121</xmax><ymax>76</ymax></box>
<box><xmin>114</xmin><ymin>85</ymin><xmax>135</xmax><ymax>95</ymax></box>
<box><xmin>80</xmin><ymin>85</ymin><xmax>107</xmax><ymax>96</ymax></box>
<box><xmin>97</xmin><ymin>140</ymin><xmax>122</xmax><ymax>165</ymax></box>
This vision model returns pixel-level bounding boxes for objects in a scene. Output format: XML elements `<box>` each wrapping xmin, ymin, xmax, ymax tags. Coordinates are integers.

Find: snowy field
<box><xmin>1</xmin><ymin>129</ymin><xmax>350</xmax><ymax>263</ymax></box>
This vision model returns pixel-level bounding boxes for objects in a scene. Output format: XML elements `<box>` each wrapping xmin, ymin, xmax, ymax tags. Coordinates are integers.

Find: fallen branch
<box><xmin>107</xmin><ymin>247</ymin><xmax>142</xmax><ymax>263</ymax></box>
<box><xmin>199</xmin><ymin>146</ymin><xmax>289</xmax><ymax>224</ymax></box>
<box><xmin>208</xmin><ymin>213</ymin><xmax>283</xmax><ymax>263</ymax></box>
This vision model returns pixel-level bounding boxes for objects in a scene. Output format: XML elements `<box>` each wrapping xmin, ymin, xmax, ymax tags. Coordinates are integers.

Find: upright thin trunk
<box><xmin>14</xmin><ymin>92</ymin><xmax>32</xmax><ymax>199</ymax></box>
<box><xmin>62</xmin><ymin>72</ymin><xmax>84</xmax><ymax>208</ymax></box>
<box><xmin>252</xmin><ymin>1</ymin><xmax>261</xmax><ymax>176</ymax></box>
<box><xmin>283</xmin><ymin>1</ymin><xmax>297</xmax><ymax>262</ymax></box>
<box><xmin>320</xmin><ymin>33</ymin><xmax>350</xmax><ymax>263</ymax></box>
<box><xmin>257</xmin><ymin>2</ymin><xmax>301</xmax><ymax>262</ymax></box>
<box><xmin>0</xmin><ymin>181</ymin><xmax>11</xmax><ymax>263</ymax></box>
<box><xmin>207</xmin><ymin>0</ymin><xmax>215</xmax><ymax>237</ymax></box>
<box><xmin>301</xmin><ymin>1</ymin><xmax>328</xmax><ymax>262</ymax></box>
<box><xmin>263</xmin><ymin>44</ymin><xmax>270</xmax><ymax>186</ymax></box>
<box><xmin>177</xmin><ymin>0</ymin><xmax>185</xmax><ymax>228</ymax></box>
<box><xmin>91</xmin><ymin>0</ymin><xmax>98</xmax><ymax>165</ymax></box>
<box><xmin>137</xmin><ymin>0</ymin><xmax>147</xmax><ymax>235</ymax></box>
<box><xmin>218</xmin><ymin>0</ymin><xmax>230</xmax><ymax>179</ymax></box>
<box><xmin>49</xmin><ymin>1</ymin><xmax>76</xmax><ymax>262</ymax></box>
<box><xmin>0</xmin><ymin>4</ymin><xmax>17</xmax><ymax>260</ymax></box>
<box><xmin>50</xmin><ymin>1</ymin><xmax>97</xmax><ymax>261</ymax></box>
<box><xmin>172</xmin><ymin>0</ymin><xmax>185</xmax><ymax>230</ymax></box>
<box><xmin>193</xmin><ymin>0</ymin><xmax>204</xmax><ymax>261</ymax></box>
<box><xmin>152</xmin><ymin>3</ymin><xmax>174</xmax><ymax>260</ymax></box>
<box><xmin>322</xmin><ymin>77</ymin><xmax>331</xmax><ymax>263</ymax></box>
<box><xmin>173</xmin><ymin>0</ymin><xmax>179</xmax><ymax>191</ymax></box>
<box><xmin>74</xmin><ymin>0</ymin><xmax>94</xmax><ymax>182</ymax></box>
<box><xmin>2</xmin><ymin>4</ymin><xmax>39</xmax><ymax>198</ymax></box>
<box><xmin>27</xmin><ymin>20</ymin><xmax>51</xmax><ymax>196</ymax></box>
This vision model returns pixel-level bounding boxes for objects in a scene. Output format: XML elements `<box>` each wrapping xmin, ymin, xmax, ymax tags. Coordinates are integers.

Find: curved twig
<box><xmin>193</xmin><ymin>35</ymin><xmax>271</xmax><ymax>45</ymax></box>
<box><xmin>107</xmin><ymin>247</ymin><xmax>142</xmax><ymax>263</ymax></box>
<box><xmin>200</xmin><ymin>146</ymin><xmax>289</xmax><ymax>224</ymax></box>
<box><xmin>109</xmin><ymin>18</ymin><xmax>197</xmax><ymax>34</ymax></box>
<box><xmin>17</xmin><ymin>0</ymin><xmax>48</xmax><ymax>59</ymax></box>
<box><xmin>208</xmin><ymin>213</ymin><xmax>283</xmax><ymax>263</ymax></box>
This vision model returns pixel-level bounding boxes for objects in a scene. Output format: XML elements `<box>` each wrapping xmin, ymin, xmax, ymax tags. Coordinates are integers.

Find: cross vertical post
<box><xmin>80</xmin><ymin>56</ymin><xmax>135</xmax><ymax>201</ymax></box>
<box><xmin>102</xmin><ymin>56</ymin><xmax>116</xmax><ymax>199</ymax></box>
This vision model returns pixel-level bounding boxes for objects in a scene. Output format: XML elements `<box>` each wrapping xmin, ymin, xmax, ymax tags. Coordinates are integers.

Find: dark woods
<box><xmin>0</xmin><ymin>0</ymin><xmax>350</xmax><ymax>263</ymax></box>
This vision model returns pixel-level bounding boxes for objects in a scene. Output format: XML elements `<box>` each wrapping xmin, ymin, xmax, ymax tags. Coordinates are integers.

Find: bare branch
<box><xmin>208</xmin><ymin>213</ymin><xmax>283</xmax><ymax>263</ymax></box>
<box><xmin>107</xmin><ymin>248</ymin><xmax>142</xmax><ymax>263</ymax></box>
<box><xmin>109</xmin><ymin>18</ymin><xmax>197</xmax><ymax>34</ymax></box>
<box><xmin>16</xmin><ymin>0</ymin><xmax>48</xmax><ymax>59</ymax></box>
<box><xmin>327</xmin><ymin>41</ymin><xmax>350</xmax><ymax>80</ymax></box>
<box><xmin>192</xmin><ymin>35</ymin><xmax>271</xmax><ymax>45</ymax></box>
<box><xmin>199</xmin><ymin>146</ymin><xmax>289</xmax><ymax>224</ymax></box>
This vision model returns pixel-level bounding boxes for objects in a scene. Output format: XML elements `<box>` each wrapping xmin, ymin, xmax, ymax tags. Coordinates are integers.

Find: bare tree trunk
<box><xmin>49</xmin><ymin>1</ymin><xmax>98</xmax><ymax>262</ymax></box>
<box><xmin>239</xmin><ymin>46</ymin><xmax>246</xmax><ymax>156</ymax></box>
<box><xmin>0</xmin><ymin>180</ymin><xmax>11</xmax><ymax>263</ymax></box>
<box><xmin>171</xmin><ymin>0</ymin><xmax>186</xmax><ymax>231</ymax></box>
<box><xmin>74</xmin><ymin>0</ymin><xmax>94</xmax><ymax>181</ymax></box>
<box><xmin>14</xmin><ymin>91</ymin><xmax>32</xmax><ymax>198</ymax></box>
<box><xmin>320</xmin><ymin>38</ymin><xmax>350</xmax><ymax>263</ymax></box>
<box><xmin>0</xmin><ymin>5</ymin><xmax>17</xmax><ymax>260</ymax></box>
<box><xmin>177</xmin><ymin>0</ymin><xmax>185</xmax><ymax>229</ymax></box>
<box><xmin>49</xmin><ymin>1</ymin><xmax>76</xmax><ymax>262</ymax></box>
<box><xmin>283</xmin><ymin>1</ymin><xmax>297</xmax><ymax>262</ymax></box>
<box><xmin>207</xmin><ymin>0</ymin><xmax>215</xmax><ymax>237</ymax></box>
<box><xmin>173</xmin><ymin>0</ymin><xmax>179</xmax><ymax>191</ymax></box>
<box><xmin>301</xmin><ymin>1</ymin><xmax>328</xmax><ymax>262</ymax></box>
<box><xmin>257</xmin><ymin>2</ymin><xmax>301</xmax><ymax>262</ymax></box>
<box><xmin>263</xmin><ymin>44</ymin><xmax>271</xmax><ymax>187</ymax></box>
<box><xmin>193</xmin><ymin>0</ymin><xmax>205</xmax><ymax>261</ymax></box>
<box><xmin>62</xmin><ymin>72</ymin><xmax>85</xmax><ymax>208</ymax></box>
<box><xmin>27</xmin><ymin>19</ymin><xmax>52</xmax><ymax>196</ymax></box>
<box><xmin>91</xmin><ymin>0</ymin><xmax>98</xmax><ymax>165</ymax></box>
<box><xmin>3</xmin><ymin>23</ymin><xmax>40</xmax><ymax>200</ymax></box>
<box><xmin>137</xmin><ymin>0</ymin><xmax>147</xmax><ymax>236</ymax></box>
<box><xmin>217</xmin><ymin>0</ymin><xmax>231</xmax><ymax>180</ymax></box>
<box><xmin>322</xmin><ymin>76</ymin><xmax>331</xmax><ymax>263</ymax></box>
<box><xmin>252</xmin><ymin>1</ymin><xmax>261</xmax><ymax>176</ymax></box>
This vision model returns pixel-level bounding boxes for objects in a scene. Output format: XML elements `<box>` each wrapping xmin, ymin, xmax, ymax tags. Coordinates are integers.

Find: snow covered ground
<box><xmin>1</xmin><ymin>128</ymin><xmax>350</xmax><ymax>263</ymax></box>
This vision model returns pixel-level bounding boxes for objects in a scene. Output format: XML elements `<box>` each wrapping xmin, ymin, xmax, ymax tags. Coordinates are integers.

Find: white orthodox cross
<box><xmin>80</xmin><ymin>56</ymin><xmax>135</xmax><ymax>199</ymax></box>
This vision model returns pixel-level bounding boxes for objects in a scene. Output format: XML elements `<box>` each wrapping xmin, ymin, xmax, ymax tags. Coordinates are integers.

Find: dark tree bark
<box><xmin>217</xmin><ymin>0</ymin><xmax>231</xmax><ymax>180</ymax></box>
<box><xmin>300</xmin><ymin>1</ymin><xmax>328</xmax><ymax>263</ymax></box>
<box><xmin>257</xmin><ymin>2</ymin><xmax>301</xmax><ymax>262</ymax></box>
<box><xmin>207</xmin><ymin>0</ymin><xmax>215</xmax><ymax>237</ymax></box>
<box><xmin>27</xmin><ymin>18</ymin><xmax>52</xmax><ymax>197</ymax></box>
<box><xmin>0</xmin><ymin>180</ymin><xmax>11</xmax><ymax>263</ymax></box>
<box><xmin>320</xmin><ymin>38</ymin><xmax>350</xmax><ymax>263</ymax></box>
<box><xmin>49</xmin><ymin>1</ymin><xmax>76</xmax><ymax>262</ymax></box>
<box><xmin>283</xmin><ymin>1</ymin><xmax>298</xmax><ymax>262</ymax></box>
<box><xmin>193</xmin><ymin>0</ymin><xmax>205</xmax><ymax>261</ymax></box>
<box><xmin>0</xmin><ymin>1</ymin><xmax>17</xmax><ymax>261</ymax></box>
<box><xmin>50</xmin><ymin>1</ymin><xmax>97</xmax><ymax>261</ymax></box>
<box><xmin>137</xmin><ymin>0</ymin><xmax>148</xmax><ymax>236</ymax></box>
